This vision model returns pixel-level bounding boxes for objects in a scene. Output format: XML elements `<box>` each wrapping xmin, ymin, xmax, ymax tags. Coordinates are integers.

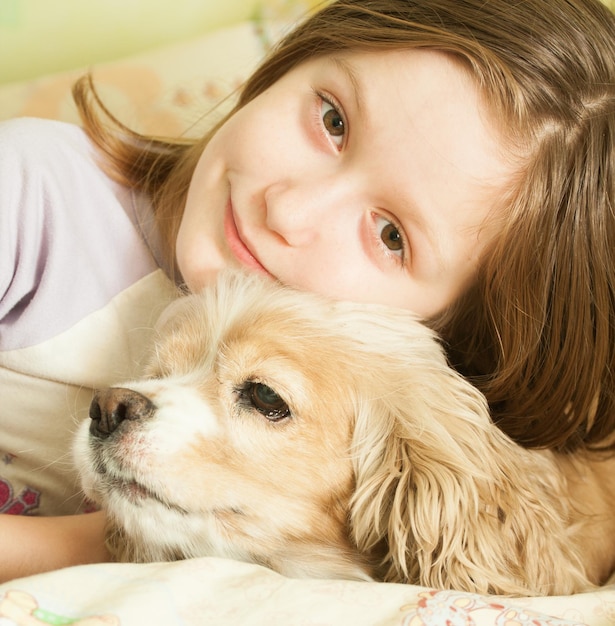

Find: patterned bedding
<box><xmin>0</xmin><ymin>558</ymin><xmax>614</xmax><ymax>625</ymax></box>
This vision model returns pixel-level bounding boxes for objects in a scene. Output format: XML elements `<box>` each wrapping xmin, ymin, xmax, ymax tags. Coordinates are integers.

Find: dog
<box><xmin>74</xmin><ymin>270</ymin><xmax>615</xmax><ymax>596</ymax></box>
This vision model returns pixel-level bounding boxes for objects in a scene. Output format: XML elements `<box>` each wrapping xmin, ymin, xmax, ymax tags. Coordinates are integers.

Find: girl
<box><xmin>2</xmin><ymin>0</ymin><xmax>615</xmax><ymax>581</ymax></box>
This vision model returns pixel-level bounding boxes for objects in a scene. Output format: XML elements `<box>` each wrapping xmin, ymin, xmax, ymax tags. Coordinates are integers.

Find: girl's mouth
<box><xmin>224</xmin><ymin>200</ymin><xmax>270</xmax><ymax>275</ymax></box>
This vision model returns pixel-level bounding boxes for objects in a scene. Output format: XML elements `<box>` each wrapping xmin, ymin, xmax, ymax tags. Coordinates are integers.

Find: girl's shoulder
<box><xmin>0</xmin><ymin>117</ymin><xmax>161</xmax><ymax>352</ymax></box>
<box><xmin>0</xmin><ymin>117</ymin><xmax>91</xmax><ymax>167</ymax></box>
<box><xmin>0</xmin><ymin>115</ymin><xmax>84</xmax><ymax>140</ymax></box>
<box><xmin>0</xmin><ymin>117</ymin><xmax>113</xmax><ymax>207</ymax></box>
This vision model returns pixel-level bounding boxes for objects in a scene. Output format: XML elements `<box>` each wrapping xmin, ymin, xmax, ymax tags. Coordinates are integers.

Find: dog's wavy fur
<box><xmin>74</xmin><ymin>270</ymin><xmax>615</xmax><ymax>596</ymax></box>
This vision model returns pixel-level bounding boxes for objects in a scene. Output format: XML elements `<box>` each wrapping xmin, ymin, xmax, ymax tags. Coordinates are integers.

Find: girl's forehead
<box><xmin>307</xmin><ymin>47</ymin><xmax>510</xmax><ymax>149</ymax></box>
<box><xmin>297</xmin><ymin>48</ymin><xmax>495</xmax><ymax>122</ymax></box>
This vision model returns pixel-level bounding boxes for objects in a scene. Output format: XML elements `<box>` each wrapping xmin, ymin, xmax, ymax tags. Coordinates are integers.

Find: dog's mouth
<box><xmin>95</xmin><ymin>462</ymin><xmax>187</xmax><ymax>513</ymax></box>
<box><xmin>111</xmin><ymin>476</ymin><xmax>159</xmax><ymax>504</ymax></box>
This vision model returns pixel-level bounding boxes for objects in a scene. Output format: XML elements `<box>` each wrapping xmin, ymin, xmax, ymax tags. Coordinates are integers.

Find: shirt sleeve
<box><xmin>0</xmin><ymin>117</ymin><xmax>160</xmax><ymax>351</ymax></box>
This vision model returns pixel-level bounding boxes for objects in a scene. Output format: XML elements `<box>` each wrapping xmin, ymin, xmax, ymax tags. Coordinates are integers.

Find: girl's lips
<box><xmin>224</xmin><ymin>201</ymin><xmax>269</xmax><ymax>275</ymax></box>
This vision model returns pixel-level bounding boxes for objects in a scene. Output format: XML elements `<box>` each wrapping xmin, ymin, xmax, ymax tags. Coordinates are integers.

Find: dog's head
<box><xmin>75</xmin><ymin>270</ymin><xmax>402</xmax><ymax>578</ymax></box>
<box><xmin>74</xmin><ymin>270</ymin><xmax>579</xmax><ymax>593</ymax></box>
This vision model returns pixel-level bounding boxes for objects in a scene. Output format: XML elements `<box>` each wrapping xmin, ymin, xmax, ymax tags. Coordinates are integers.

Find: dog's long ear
<box><xmin>348</xmin><ymin>321</ymin><xmax>589</xmax><ymax>596</ymax></box>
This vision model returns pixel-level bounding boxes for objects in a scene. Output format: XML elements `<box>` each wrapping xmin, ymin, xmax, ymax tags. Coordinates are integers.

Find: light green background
<box><xmin>1</xmin><ymin>0</ymin><xmax>613</xmax><ymax>86</ymax></box>
<box><xmin>0</xmin><ymin>0</ymin><xmax>259</xmax><ymax>85</ymax></box>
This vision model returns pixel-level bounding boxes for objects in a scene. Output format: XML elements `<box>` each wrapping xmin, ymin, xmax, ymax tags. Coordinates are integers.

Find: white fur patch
<box><xmin>127</xmin><ymin>378</ymin><xmax>220</xmax><ymax>454</ymax></box>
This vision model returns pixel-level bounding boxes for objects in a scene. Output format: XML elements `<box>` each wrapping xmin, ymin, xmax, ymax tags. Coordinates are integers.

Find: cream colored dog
<box><xmin>74</xmin><ymin>270</ymin><xmax>615</xmax><ymax>596</ymax></box>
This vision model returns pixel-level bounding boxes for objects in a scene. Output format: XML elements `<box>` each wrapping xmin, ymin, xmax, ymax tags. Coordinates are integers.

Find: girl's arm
<box><xmin>0</xmin><ymin>511</ymin><xmax>110</xmax><ymax>583</ymax></box>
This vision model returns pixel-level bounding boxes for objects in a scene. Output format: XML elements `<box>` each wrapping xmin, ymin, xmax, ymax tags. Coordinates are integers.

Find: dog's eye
<box><xmin>239</xmin><ymin>382</ymin><xmax>291</xmax><ymax>422</ymax></box>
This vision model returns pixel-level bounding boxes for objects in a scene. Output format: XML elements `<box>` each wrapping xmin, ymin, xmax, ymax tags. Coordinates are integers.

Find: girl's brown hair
<box><xmin>74</xmin><ymin>0</ymin><xmax>615</xmax><ymax>452</ymax></box>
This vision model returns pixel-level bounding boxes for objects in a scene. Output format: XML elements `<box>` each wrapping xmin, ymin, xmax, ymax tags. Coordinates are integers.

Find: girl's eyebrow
<box><xmin>328</xmin><ymin>56</ymin><xmax>364</xmax><ymax>115</ymax></box>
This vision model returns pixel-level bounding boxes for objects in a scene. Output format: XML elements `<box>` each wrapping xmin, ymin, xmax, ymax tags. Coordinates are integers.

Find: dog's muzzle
<box><xmin>89</xmin><ymin>388</ymin><xmax>155</xmax><ymax>439</ymax></box>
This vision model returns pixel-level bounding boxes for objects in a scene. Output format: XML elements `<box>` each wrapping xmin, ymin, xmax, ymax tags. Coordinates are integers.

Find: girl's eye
<box><xmin>375</xmin><ymin>215</ymin><xmax>406</xmax><ymax>260</ymax></box>
<box><xmin>321</xmin><ymin>99</ymin><xmax>345</xmax><ymax>148</ymax></box>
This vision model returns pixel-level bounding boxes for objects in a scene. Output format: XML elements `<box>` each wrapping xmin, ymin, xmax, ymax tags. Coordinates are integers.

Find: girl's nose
<box><xmin>264</xmin><ymin>178</ymin><xmax>354</xmax><ymax>248</ymax></box>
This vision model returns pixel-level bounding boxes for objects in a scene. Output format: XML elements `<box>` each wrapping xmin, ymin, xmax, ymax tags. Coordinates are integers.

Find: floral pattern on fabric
<box><xmin>0</xmin><ymin>589</ymin><xmax>119</xmax><ymax>625</ymax></box>
<box><xmin>0</xmin><ymin>476</ymin><xmax>40</xmax><ymax>515</ymax></box>
<box><xmin>402</xmin><ymin>590</ymin><xmax>589</xmax><ymax>626</ymax></box>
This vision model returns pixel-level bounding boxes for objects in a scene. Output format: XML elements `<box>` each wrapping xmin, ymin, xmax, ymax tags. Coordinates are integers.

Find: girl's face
<box><xmin>176</xmin><ymin>49</ymin><xmax>515</xmax><ymax>317</ymax></box>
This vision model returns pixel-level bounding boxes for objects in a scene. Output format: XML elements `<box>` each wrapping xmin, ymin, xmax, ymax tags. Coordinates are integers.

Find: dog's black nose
<box><xmin>89</xmin><ymin>388</ymin><xmax>155</xmax><ymax>439</ymax></box>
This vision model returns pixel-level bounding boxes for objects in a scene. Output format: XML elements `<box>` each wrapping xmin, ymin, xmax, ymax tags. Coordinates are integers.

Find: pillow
<box><xmin>0</xmin><ymin>5</ymin><xmax>312</xmax><ymax>137</ymax></box>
